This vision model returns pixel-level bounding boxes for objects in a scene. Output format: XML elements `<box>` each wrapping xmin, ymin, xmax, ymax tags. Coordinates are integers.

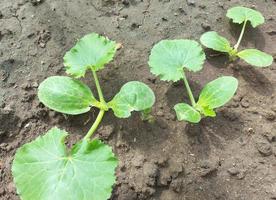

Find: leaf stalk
<box><xmin>182</xmin><ymin>70</ymin><xmax>196</xmax><ymax>107</ymax></box>
<box><xmin>84</xmin><ymin>109</ymin><xmax>105</xmax><ymax>140</ymax></box>
<box><xmin>234</xmin><ymin>20</ymin><xmax>247</xmax><ymax>50</ymax></box>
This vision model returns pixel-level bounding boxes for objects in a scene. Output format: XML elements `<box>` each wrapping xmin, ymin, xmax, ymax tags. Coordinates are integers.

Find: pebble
<box><xmin>241</xmin><ymin>98</ymin><xmax>250</xmax><ymax>108</ymax></box>
<box><xmin>264</xmin><ymin>111</ymin><xmax>276</xmax><ymax>121</ymax></box>
<box><xmin>227</xmin><ymin>167</ymin><xmax>240</xmax><ymax>176</ymax></box>
<box><xmin>98</xmin><ymin>125</ymin><xmax>114</xmax><ymax>140</ymax></box>
<box><xmin>132</xmin><ymin>154</ymin><xmax>145</xmax><ymax>168</ymax></box>
<box><xmin>187</xmin><ymin>0</ymin><xmax>196</xmax><ymax>6</ymax></box>
<box><xmin>256</xmin><ymin>141</ymin><xmax>273</xmax><ymax>156</ymax></box>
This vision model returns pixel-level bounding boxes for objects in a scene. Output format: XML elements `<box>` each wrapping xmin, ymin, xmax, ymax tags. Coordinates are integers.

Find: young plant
<box><xmin>12</xmin><ymin>33</ymin><xmax>155</xmax><ymax>200</ymax></box>
<box><xmin>148</xmin><ymin>39</ymin><xmax>238</xmax><ymax>123</ymax></box>
<box><xmin>200</xmin><ymin>6</ymin><xmax>273</xmax><ymax>67</ymax></box>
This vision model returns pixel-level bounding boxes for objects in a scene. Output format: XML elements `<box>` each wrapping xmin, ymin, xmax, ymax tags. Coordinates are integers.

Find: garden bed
<box><xmin>0</xmin><ymin>0</ymin><xmax>276</xmax><ymax>199</ymax></box>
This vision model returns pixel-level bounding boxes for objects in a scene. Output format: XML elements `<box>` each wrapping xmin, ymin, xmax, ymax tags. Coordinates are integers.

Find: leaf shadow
<box><xmin>165</xmin><ymin>79</ymin><xmax>202</xmax><ymax>109</ymax></box>
<box><xmin>204</xmin><ymin>48</ymin><xmax>230</xmax><ymax>69</ymax></box>
<box><xmin>229</xmin><ymin>22</ymin><xmax>265</xmax><ymax>50</ymax></box>
<box><xmin>184</xmin><ymin>109</ymin><xmax>244</xmax><ymax>159</ymax></box>
<box><xmin>233</xmin><ymin>65</ymin><xmax>274</xmax><ymax>96</ymax></box>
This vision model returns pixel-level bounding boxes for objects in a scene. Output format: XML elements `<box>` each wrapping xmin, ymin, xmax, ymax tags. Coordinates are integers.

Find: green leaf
<box><xmin>200</xmin><ymin>31</ymin><xmax>233</xmax><ymax>53</ymax></box>
<box><xmin>174</xmin><ymin>103</ymin><xmax>201</xmax><ymax>123</ymax></box>
<box><xmin>226</xmin><ymin>6</ymin><xmax>264</xmax><ymax>28</ymax></box>
<box><xmin>108</xmin><ymin>81</ymin><xmax>155</xmax><ymax>118</ymax></box>
<box><xmin>38</xmin><ymin>76</ymin><xmax>97</xmax><ymax>115</ymax></box>
<box><xmin>237</xmin><ymin>49</ymin><xmax>273</xmax><ymax>67</ymax></box>
<box><xmin>64</xmin><ymin>33</ymin><xmax>117</xmax><ymax>78</ymax></box>
<box><xmin>197</xmin><ymin>76</ymin><xmax>238</xmax><ymax>109</ymax></box>
<box><xmin>12</xmin><ymin>127</ymin><xmax>118</xmax><ymax>200</ymax></box>
<box><xmin>148</xmin><ymin>40</ymin><xmax>206</xmax><ymax>82</ymax></box>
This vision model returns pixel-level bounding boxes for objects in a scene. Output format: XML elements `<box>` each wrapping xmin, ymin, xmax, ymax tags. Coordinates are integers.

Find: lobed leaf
<box><xmin>12</xmin><ymin>127</ymin><xmax>118</xmax><ymax>200</ymax></box>
<box><xmin>174</xmin><ymin>103</ymin><xmax>201</xmax><ymax>123</ymax></box>
<box><xmin>200</xmin><ymin>31</ymin><xmax>233</xmax><ymax>53</ymax></box>
<box><xmin>64</xmin><ymin>33</ymin><xmax>117</xmax><ymax>78</ymax></box>
<box><xmin>197</xmin><ymin>76</ymin><xmax>238</xmax><ymax>109</ymax></box>
<box><xmin>148</xmin><ymin>40</ymin><xmax>206</xmax><ymax>82</ymax></box>
<box><xmin>38</xmin><ymin>76</ymin><xmax>97</xmax><ymax>115</ymax></box>
<box><xmin>237</xmin><ymin>49</ymin><xmax>273</xmax><ymax>67</ymax></box>
<box><xmin>108</xmin><ymin>81</ymin><xmax>155</xmax><ymax>118</ymax></box>
<box><xmin>226</xmin><ymin>6</ymin><xmax>264</xmax><ymax>28</ymax></box>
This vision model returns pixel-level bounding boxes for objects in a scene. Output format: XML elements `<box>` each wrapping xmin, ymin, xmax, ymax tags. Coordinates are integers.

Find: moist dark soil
<box><xmin>1</xmin><ymin>0</ymin><xmax>276</xmax><ymax>199</ymax></box>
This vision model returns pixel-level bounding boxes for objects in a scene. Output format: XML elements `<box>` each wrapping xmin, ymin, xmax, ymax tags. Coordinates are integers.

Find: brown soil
<box><xmin>1</xmin><ymin>0</ymin><xmax>276</xmax><ymax>199</ymax></box>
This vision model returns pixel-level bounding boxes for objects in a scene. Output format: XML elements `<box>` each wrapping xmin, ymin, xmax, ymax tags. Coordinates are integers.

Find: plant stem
<box><xmin>84</xmin><ymin>109</ymin><xmax>105</xmax><ymax>140</ymax></box>
<box><xmin>234</xmin><ymin>20</ymin><xmax>247</xmax><ymax>50</ymax></box>
<box><xmin>182</xmin><ymin>70</ymin><xmax>196</xmax><ymax>107</ymax></box>
<box><xmin>92</xmin><ymin>70</ymin><xmax>105</xmax><ymax>103</ymax></box>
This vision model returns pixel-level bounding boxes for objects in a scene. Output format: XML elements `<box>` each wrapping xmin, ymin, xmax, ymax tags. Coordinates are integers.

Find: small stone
<box><xmin>199</xmin><ymin>161</ymin><xmax>218</xmax><ymax>177</ymax></box>
<box><xmin>262</xmin><ymin>132</ymin><xmax>276</xmax><ymax>143</ymax></box>
<box><xmin>201</xmin><ymin>22</ymin><xmax>211</xmax><ymax>31</ymax></box>
<box><xmin>187</xmin><ymin>0</ymin><xmax>195</xmax><ymax>6</ymax></box>
<box><xmin>170</xmin><ymin>179</ymin><xmax>182</xmax><ymax>193</ymax></box>
<box><xmin>227</xmin><ymin>167</ymin><xmax>239</xmax><ymax>176</ymax></box>
<box><xmin>241</xmin><ymin>98</ymin><xmax>250</xmax><ymax>108</ymax></box>
<box><xmin>132</xmin><ymin>154</ymin><xmax>145</xmax><ymax>168</ymax></box>
<box><xmin>98</xmin><ymin>125</ymin><xmax>114</xmax><ymax>140</ymax></box>
<box><xmin>264</xmin><ymin>111</ymin><xmax>276</xmax><ymax>121</ymax></box>
<box><xmin>256</xmin><ymin>141</ymin><xmax>272</xmax><ymax>156</ymax></box>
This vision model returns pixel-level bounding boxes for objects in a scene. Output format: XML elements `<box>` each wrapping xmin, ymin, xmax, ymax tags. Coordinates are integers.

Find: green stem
<box><xmin>84</xmin><ymin>110</ymin><xmax>105</xmax><ymax>140</ymax></box>
<box><xmin>234</xmin><ymin>20</ymin><xmax>247</xmax><ymax>50</ymax></box>
<box><xmin>182</xmin><ymin>70</ymin><xmax>196</xmax><ymax>107</ymax></box>
<box><xmin>92</xmin><ymin>70</ymin><xmax>105</xmax><ymax>103</ymax></box>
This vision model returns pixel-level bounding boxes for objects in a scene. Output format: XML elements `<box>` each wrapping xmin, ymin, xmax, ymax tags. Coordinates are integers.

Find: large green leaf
<box><xmin>38</xmin><ymin>76</ymin><xmax>97</xmax><ymax>115</ymax></box>
<box><xmin>197</xmin><ymin>76</ymin><xmax>238</xmax><ymax>109</ymax></box>
<box><xmin>237</xmin><ymin>49</ymin><xmax>273</xmax><ymax>67</ymax></box>
<box><xmin>108</xmin><ymin>81</ymin><xmax>155</xmax><ymax>118</ymax></box>
<box><xmin>148</xmin><ymin>40</ymin><xmax>206</xmax><ymax>82</ymax></box>
<box><xmin>174</xmin><ymin>103</ymin><xmax>201</xmax><ymax>123</ymax></box>
<box><xmin>226</xmin><ymin>6</ymin><xmax>264</xmax><ymax>27</ymax></box>
<box><xmin>200</xmin><ymin>31</ymin><xmax>233</xmax><ymax>53</ymax></box>
<box><xmin>12</xmin><ymin>127</ymin><xmax>118</xmax><ymax>200</ymax></box>
<box><xmin>64</xmin><ymin>33</ymin><xmax>117</xmax><ymax>78</ymax></box>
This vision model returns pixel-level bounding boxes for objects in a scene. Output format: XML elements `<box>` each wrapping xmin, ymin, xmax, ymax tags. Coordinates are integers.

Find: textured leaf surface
<box><xmin>64</xmin><ymin>33</ymin><xmax>117</xmax><ymax>78</ymax></box>
<box><xmin>226</xmin><ymin>6</ymin><xmax>264</xmax><ymax>27</ymax></box>
<box><xmin>174</xmin><ymin>103</ymin><xmax>201</xmax><ymax>123</ymax></box>
<box><xmin>148</xmin><ymin>40</ymin><xmax>205</xmax><ymax>82</ymax></box>
<box><xmin>197</xmin><ymin>76</ymin><xmax>238</xmax><ymax>109</ymax></box>
<box><xmin>237</xmin><ymin>49</ymin><xmax>273</xmax><ymax>67</ymax></box>
<box><xmin>12</xmin><ymin>127</ymin><xmax>118</xmax><ymax>200</ymax></box>
<box><xmin>200</xmin><ymin>31</ymin><xmax>232</xmax><ymax>53</ymax></box>
<box><xmin>38</xmin><ymin>76</ymin><xmax>96</xmax><ymax>115</ymax></box>
<box><xmin>108</xmin><ymin>81</ymin><xmax>155</xmax><ymax>118</ymax></box>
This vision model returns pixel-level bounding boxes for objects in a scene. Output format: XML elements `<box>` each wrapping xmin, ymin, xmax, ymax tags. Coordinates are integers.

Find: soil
<box><xmin>0</xmin><ymin>0</ymin><xmax>276</xmax><ymax>199</ymax></box>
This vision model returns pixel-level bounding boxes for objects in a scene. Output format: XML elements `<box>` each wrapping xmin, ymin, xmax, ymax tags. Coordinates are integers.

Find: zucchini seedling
<box><xmin>12</xmin><ymin>33</ymin><xmax>155</xmax><ymax>200</ymax></box>
<box><xmin>200</xmin><ymin>6</ymin><xmax>273</xmax><ymax>67</ymax></box>
<box><xmin>148</xmin><ymin>39</ymin><xmax>238</xmax><ymax>123</ymax></box>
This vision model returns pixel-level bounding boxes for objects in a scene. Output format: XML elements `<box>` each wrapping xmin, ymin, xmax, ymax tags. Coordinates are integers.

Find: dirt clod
<box><xmin>256</xmin><ymin>141</ymin><xmax>273</xmax><ymax>157</ymax></box>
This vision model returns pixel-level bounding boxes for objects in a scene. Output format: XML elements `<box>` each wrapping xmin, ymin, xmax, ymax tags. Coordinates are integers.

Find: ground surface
<box><xmin>0</xmin><ymin>0</ymin><xmax>276</xmax><ymax>199</ymax></box>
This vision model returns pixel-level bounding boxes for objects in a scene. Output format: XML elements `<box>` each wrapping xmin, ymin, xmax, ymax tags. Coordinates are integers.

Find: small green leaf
<box><xmin>12</xmin><ymin>127</ymin><xmax>118</xmax><ymax>200</ymax></box>
<box><xmin>197</xmin><ymin>76</ymin><xmax>238</xmax><ymax>109</ymax></box>
<box><xmin>195</xmin><ymin>104</ymin><xmax>216</xmax><ymax>117</ymax></box>
<box><xmin>148</xmin><ymin>40</ymin><xmax>206</xmax><ymax>82</ymax></box>
<box><xmin>64</xmin><ymin>33</ymin><xmax>117</xmax><ymax>78</ymax></box>
<box><xmin>108</xmin><ymin>81</ymin><xmax>155</xmax><ymax>118</ymax></box>
<box><xmin>200</xmin><ymin>31</ymin><xmax>233</xmax><ymax>53</ymax></box>
<box><xmin>227</xmin><ymin>6</ymin><xmax>264</xmax><ymax>27</ymax></box>
<box><xmin>38</xmin><ymin>76</ymin><xmax>97</xmax><ymax>115</ymax></box>
<box><xmin>237</xmin><ymin>49</ymin><xmax>273</xmax><ymax>67</ymax></box>
<box><xmin>174</xmin><ymin>103</ymin><xmax>201</xmax><ymax>123</ymax></box>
